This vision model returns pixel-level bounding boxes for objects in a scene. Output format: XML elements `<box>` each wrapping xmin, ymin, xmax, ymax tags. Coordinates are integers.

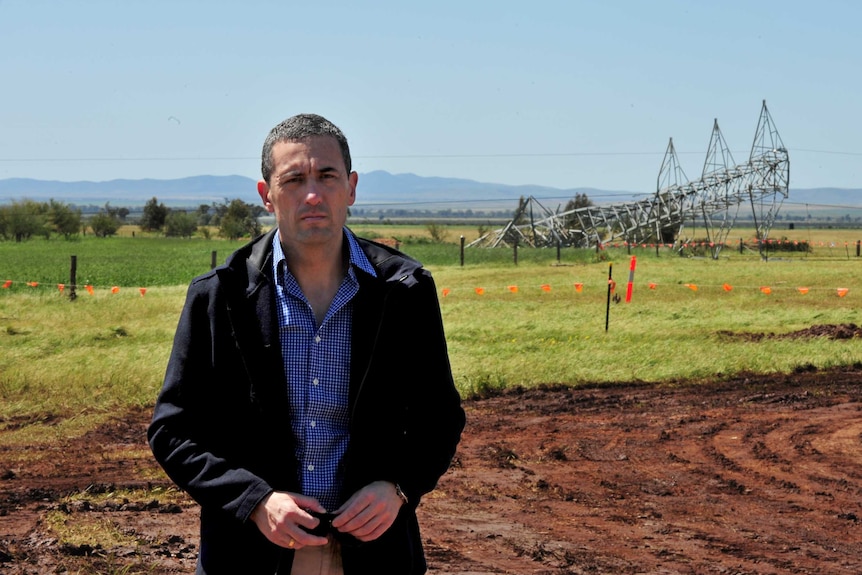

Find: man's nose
<box><xmin>304</xmin><ymin>181</ymin><xmax>323</xmax><ymax>205</ymax></box>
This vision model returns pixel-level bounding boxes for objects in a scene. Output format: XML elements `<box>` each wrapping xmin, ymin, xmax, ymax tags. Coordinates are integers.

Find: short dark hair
<box><xmin>260</xmin><ymin>113</ymin><xmax>352</xmax><ymax>183</ymax></box>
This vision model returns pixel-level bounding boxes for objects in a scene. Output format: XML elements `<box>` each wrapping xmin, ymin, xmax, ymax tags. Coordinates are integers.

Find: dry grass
<box><xmin>2</xmin><ymin>229</ymin><xmax>862</xmax><ymax>421</ymax></box>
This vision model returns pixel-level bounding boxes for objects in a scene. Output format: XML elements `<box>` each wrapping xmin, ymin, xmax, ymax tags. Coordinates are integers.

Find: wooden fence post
<box><xmin>69</xmin><ymin>255</ymin><xmax>77</xmax><ymax>301</ymax></box>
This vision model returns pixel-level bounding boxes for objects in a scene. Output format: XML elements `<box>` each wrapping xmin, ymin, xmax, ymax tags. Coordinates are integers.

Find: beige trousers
<box><xmin>290</xmin><ymin>540</ymin><xmax>344</xmax><ymax>575</ymax></box>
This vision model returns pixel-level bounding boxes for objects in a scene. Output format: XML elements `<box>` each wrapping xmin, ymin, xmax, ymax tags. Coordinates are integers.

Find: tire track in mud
<box><xmin>420</xmin><ymin>376</ymin><xmax>862</xmax><ymax>574</ymax></box>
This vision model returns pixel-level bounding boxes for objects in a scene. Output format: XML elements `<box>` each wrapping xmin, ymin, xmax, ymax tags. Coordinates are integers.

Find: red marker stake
<box><xmin>625</xmin><ymin>256</ymin><xmax>637</xmax><ymax>303</ymax></box>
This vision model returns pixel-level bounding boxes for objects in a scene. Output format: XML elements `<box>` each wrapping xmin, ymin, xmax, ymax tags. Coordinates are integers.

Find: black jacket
<box><xmin>148</xmin><ymin>229</ymin><xmax>465</xmax><ymax>574</ymax></box>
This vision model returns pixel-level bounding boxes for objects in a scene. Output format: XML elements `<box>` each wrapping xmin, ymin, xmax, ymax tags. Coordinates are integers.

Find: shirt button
<box><xmin>307</xmin><ymin>464</ymin><xmax>315</xmax><ymax>471</ymax></box>
<box><xmin>310</xmin><ymin>420</ymin><xmax>316</xmax><ymax>428</ymax></box>
<box><xmin>312</xmin><ymin>378</ymin><xmax>319</xmax><ymax>386</ymax></box>
<box><xmin>314</xmin><ymin>335</ymin><xmax>322</xmax><ymax>343</ymax></box>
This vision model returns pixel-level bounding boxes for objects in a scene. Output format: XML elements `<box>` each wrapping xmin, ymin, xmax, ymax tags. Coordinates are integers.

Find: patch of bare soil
<box><xmin>718</xmin><ymin>322</ymin><xmax>862</xmax><ymax>342</ymax></box>
<box><xmin>2</xmin><ymin>362</ymin><xmax>862</xmax><ymax>573</ymax></box>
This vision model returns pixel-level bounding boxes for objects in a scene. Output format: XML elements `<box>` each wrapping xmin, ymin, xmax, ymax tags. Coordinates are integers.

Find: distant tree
<box><xmin>197</xmin><ymin>203</ymin><xmax>214</xmax><ymax>226</ymax></box>
<box><xmin>564</xmin><ymin>193</ymin><xmax>593</xmax><ymax>212</ymax></box>
<box><xmin>426</xmin><ymin>222</ymin><xmax>448</xmax><ymax>243</ymax></box>
<box><xmin>48</xmin><ymin>199</ymin><xmax>82</xmax><ymax>239</ymax></box>
<box><xmin>0</xmin><ymin>200</ymin><xmax>48</xmax><ymax>242</ymax></box>
<box><xmin>165</xmin><ymin>210</ymin><xmax>198</xmax><ymax>238</ymax></box>
<box><xmin>89</xmin><ymin>211</ymin><xmax>121</xmax><ymax>237</ymax></box>
<box><xmin>140</xmin><ymin>197</ymin><xmax>169</xmax><ymax>231</ymax></box>
<box><xmin>117</xmin><ymin>207</ymin><xmax>130</xmax><ymax>221</ymax></box>
<box><xmin>103</xmin><ymin>202</ymin><xmax>121</xmax><ymax>218</ymax></box>
<box><xmin>563</xmin><ymin>193</ymin><xmax>594</xmax><ymax>229</ymax></box>
<box><xmin>210</xmin><ymin>200</ymin><xmax>227</xmax><ymax>225</ymax></box>
<box><xmin>218</xmin><ymin>199</ymin><xmax>262</xmax><ymax>240</ymax></box>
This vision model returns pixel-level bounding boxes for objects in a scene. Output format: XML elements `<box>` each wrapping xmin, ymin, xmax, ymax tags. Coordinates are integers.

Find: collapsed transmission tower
<box><xmin>469</xmin><ymin>101</ymin><xmax>789</xmax><ymax>259</ymax></box>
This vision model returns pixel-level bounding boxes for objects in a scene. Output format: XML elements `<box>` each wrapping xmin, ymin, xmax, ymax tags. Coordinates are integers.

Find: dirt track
<box><xmin>2</xmin><ymin>360</ymin><xmax>862</xmax><ymax>573</ymax></box>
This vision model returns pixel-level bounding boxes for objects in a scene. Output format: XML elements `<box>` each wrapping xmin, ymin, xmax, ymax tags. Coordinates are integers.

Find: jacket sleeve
<box><xmin>147</xmin><ymin>277</ymin><xmax>277</xmax><ymax>524</ymax></box>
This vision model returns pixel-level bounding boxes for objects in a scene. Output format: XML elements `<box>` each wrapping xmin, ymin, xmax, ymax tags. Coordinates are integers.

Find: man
<box><xmin>148</xmin><ymin>113</ymin><xmax>465</xmax><ymax>574</ymax></box>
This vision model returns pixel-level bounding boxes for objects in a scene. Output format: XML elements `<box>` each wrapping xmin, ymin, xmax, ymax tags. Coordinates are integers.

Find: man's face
<box><xmin>257</xmin><ymin>136</ymin><xmax>357</xmax><ymax>250</ymax></box>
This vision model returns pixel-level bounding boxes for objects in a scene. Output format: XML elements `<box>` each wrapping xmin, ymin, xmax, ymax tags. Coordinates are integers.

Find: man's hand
<box><xmin>331</xmin><ymin>481</ymin><xmax>405</xmax><ymax>542</ymax></box>
<box><xmin>250</xmin><ymin>491</ymin><xmax>329</xmax><ymax>550</ymax></box>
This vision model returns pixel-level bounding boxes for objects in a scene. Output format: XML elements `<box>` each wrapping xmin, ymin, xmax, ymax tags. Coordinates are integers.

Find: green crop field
<box><xmin>2</xmin><ymin>224</ymin><xmax>862</xmax><ymax>444</ymax></box>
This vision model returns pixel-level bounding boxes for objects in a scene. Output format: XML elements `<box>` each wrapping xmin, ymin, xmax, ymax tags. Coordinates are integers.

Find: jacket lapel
<box><xmin>349</xmin><ymin>271</ymin><xmax>386</xmax><ymax>413</ymax></box>
<box><xmin>222</xmin><ymin>230</ymin><xmax>288</xmax><ymax>411</ymax></box>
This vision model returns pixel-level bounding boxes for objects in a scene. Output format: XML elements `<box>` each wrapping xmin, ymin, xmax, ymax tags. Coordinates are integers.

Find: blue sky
<box><xmin>0</xmin><ymin>0</ymin><xmax>859</xmax><ymax>197</ymax></box>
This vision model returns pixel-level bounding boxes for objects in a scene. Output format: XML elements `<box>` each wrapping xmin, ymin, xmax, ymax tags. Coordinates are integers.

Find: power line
<box><xmin>0</xmin><ymin>157</ymin><xmax>258</xmax><ymax>162</ymax></box>
<box><xmin>0</xmin><ymin>147</ymin><xmax>859</xmax><ymax>164</ymax></box>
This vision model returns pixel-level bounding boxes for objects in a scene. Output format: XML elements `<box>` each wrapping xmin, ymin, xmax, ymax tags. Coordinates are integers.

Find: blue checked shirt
<box><xmin>272</xmin><ymin>229</ymin><xmax>377</xmax><ymax>511</ymax></box>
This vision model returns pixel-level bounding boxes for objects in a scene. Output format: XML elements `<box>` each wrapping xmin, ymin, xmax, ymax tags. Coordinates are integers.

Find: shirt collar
<box><xmin>271</xmin><ymin>227</ymin><xmax>377</xmax><ymax>279</ymax></box>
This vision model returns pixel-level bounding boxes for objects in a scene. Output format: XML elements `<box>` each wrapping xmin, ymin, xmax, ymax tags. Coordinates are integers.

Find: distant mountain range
<box><xmin>0</xmin><ymin>171</ymin><xmax>860</xmax><ymax>211</ymax></box>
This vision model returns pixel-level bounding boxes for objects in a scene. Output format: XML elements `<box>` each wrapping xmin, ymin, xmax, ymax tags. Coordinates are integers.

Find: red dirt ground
<box><xmin>2</xmin><ymin>327</ymin><xmax>862</xmax><ymax>574</ymax></box>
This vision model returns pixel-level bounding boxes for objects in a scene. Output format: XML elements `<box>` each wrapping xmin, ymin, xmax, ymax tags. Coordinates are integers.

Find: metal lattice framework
<box><xmin>469</xmin><ymin>101</ymin><xmax>789</xmax><ymax>259</ymax></box>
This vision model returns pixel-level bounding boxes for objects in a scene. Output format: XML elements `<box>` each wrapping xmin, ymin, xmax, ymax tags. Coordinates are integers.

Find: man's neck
<box><xmin>281</xmin><ymin>235</ymin><xmax>348</xmax><ymax>326</ymax></box>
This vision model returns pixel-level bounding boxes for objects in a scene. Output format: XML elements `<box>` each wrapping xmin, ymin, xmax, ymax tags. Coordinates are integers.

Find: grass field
<box><xmin>1</xmin><ymin>224</ymin><xmax>862</xmax><ymax>443</ymax></box>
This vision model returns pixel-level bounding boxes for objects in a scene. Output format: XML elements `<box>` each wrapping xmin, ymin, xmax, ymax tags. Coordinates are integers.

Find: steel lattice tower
<box><xmin>470</xmin><ymin>101</ymin><xmax>789</xmax><ymax>259</ymax></box>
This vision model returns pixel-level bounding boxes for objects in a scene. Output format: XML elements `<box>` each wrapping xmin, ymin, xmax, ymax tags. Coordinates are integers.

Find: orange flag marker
<box><xmin>684</xmin><ymin>284</ymin><xmax>698</xmax><ymax>291</ymax></box>
<box><xmin>760</xmin><ymin>286</ymin><xmax>772</xmax><ymax>295</ymax></box>
<box><xmin>837</xmin><ymin>288</ymin><xmax>849</xmax><ymax>298</ymax></box>
<box><xmin>797</xmin><ymin>287</ymin><xmax>809</xmax><ymax>295</ymax></box>
<box><xmin>85</xmin><ymin>285</ymin><xmax>94</xmax><ymax>295</ymax></box>
<box><xmin>574</xmin><ymin>283</ymin><xmax>584</xmax><ymax>292</ymax></box>
<box><xmin>540</xmin><ymin>284</ymin><xmax>551</xmax><ymax>292</ymax></box>
<box><xmin>139</xmin><ymin>288</ymin><xmax>147</xmax><ymax>297</ymax></box>
<box><xmin>648</xmin><ymin>282</ymin><xmax>657</xmax><ymax>290</ymax></box>
<box><xmin>474</xmin><ymin>287</ymin><xmax>485</xmax><ymax>295</ymax></box>
<box><xmin>722</xmin><ymin>283</ymin><xmax>733</xmax><ymax>292</ymax></box>
<box><xmin>441</xmin><ymin>288</ymin><xmax>451</xmax><ymax>297</ymax></box>
<box><xmin>111</xmin><ymin>286</ymin><xmax>120</xmax><ymax>294</ymax></box>
<box><xmin>27</xmin><ymin>281</ymin><xmax>38</xmax><ymax>287</ymax></box>
<box><xmin>58</xmin><ymin>284</ymin><xmax>65</xmax><ymax>293</ymax></box>
<box><xmin>2</xmin><ymin>280</ymin><xmax>11</xmax><ymax>289</ymax></box>
<box><xmin>507</xmin><ymin>285</ymin><xmax>519</xmax><ymax>293</ymax></box>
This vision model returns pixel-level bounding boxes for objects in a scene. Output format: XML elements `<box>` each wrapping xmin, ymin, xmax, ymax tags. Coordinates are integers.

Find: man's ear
<box><xmin>257</xmin><ymin>180</ymin><xmax>275</xmax><ymax>213</ymax></box>
<box><xmin>347</xmin><ymin>171</ymin><xmax>358</xmax><ymax>206</ymax></box>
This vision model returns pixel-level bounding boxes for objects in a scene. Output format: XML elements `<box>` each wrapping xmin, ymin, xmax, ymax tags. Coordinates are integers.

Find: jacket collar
<box><xmin>245</xmin><ymin>228</ymin><xmax>278</xmax><ymax>297</ymax></box>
